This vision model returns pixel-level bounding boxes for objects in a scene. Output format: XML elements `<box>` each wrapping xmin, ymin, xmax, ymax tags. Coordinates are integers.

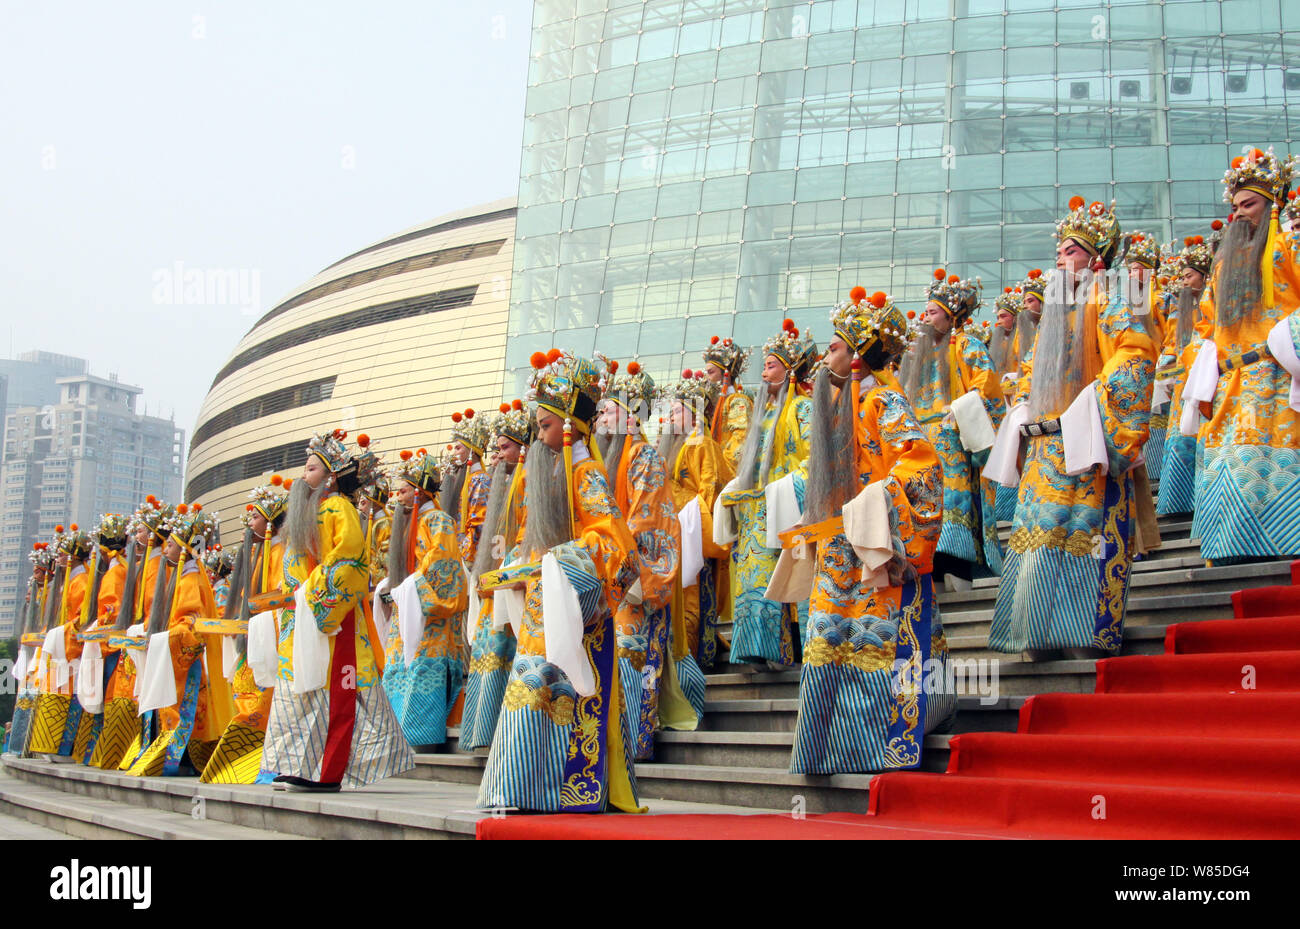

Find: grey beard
<box><xmin>734</xmin><ymin>377</ymin><xmax>788</xmax><ymax>490</ymax></box>
<box><xmin>1013</xmin><ymin>309</ymin><xmax>1039</xmax><ymax>372</ymax></box>
<box><xmin>1028</xmin><ymin>281</ymin><xmax>1098</xmax><ymax>419</ymax></box>
<box><xmin>595</xmin><ymin>431</ymin><xmax>628</xmax><ymax>496</ymax></box>
<box><xmin>901</xmin><ymin>324</ymin><xmax>950</xmax><ymax>407</ymax></box>
<box><xmin>989</xmin><ymin>326</ymin><xmax>1013</xmax><ymax>375</ymax></box>
<box><xmin>520</xmin><ymin>440</ymin><xmax>573</xmax><ymax>555</ymax></box>
<box><xmin>804</xmin><ymin>366</ymin><xmax>859</xmax><ymax>524</ymax></box>
<box><xmin>472</xmin><ymin>459</ymin><xmax>515</xmax><ymax>579</ymax></box>
<box><xmin>439</xmin><ymin>462</ymin><xmax>466</xmax><ymax>522</ymax></box>
<box><xmin>656</xmin><ymin>430</ymin><xmax>687</xmax><ymax>477</ymax></box>
<box><xmin>1175</xmin><ymin>285</ymin><xmax>1202</xmax><ymax>353</ymax></box>
<box><xmin>285</xmin><ymin>476</ymin><xmax>329</xmax><ymax>563</ymax></box>
<box><xmin>1212</xmin><ymin>215</ymin><xmax>1268</xmax><ymax>329</ymax></box>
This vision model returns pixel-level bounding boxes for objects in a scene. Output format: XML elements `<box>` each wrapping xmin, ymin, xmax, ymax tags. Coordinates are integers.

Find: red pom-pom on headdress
<box><xmin>357</xmin><ymin>433</ymin><xmax>370</xmax><ymax>448</ymax></box>
<box><xmin>511</xmin><ymin>398</ymin><xmax>523</xmax><ymax>411</ymax></box>
<box><xmin>400</xmin><ymin>450</ymin><xmax>413</xmax><ymax>461</ymax></box>
<box><xmin>146</xmin><ymin>495</ymin><xmax>157</xmax><ymax>505</ymax></box>
<box><xmin>870</xmin><ymin>291</ymin><xmax>887</xmax><ymax>308</ymax></box>
<box><xmin>246</xmin><ymin>504</ymin><xmax>255</xmax><ymax>511</ymax></box>
<box><xmin>546</xmin><ymin>348</ymin><xmax>563</xmax><ymax>364</ymax></box>
<box><xmin>271</xmin><ymin>474</ymin><xmax>283</xmax><ymax>486</ymax></box>
<box><xmin>849</xmin><ymin>285</ymin><xmax>867</xmax><ymax>303</ymax></box>
<box><xmin>70</xmin><ymin>523</ymin><xmax>78</xmax><ymax>531</ymax></box>
<box><xmin>1068</xmin><ymin>195</ymin><xmax>1085</xmax><ymax>210</ymax></box>
<box><xmin>530</xmin><ymin>351</ymin><xmax>548</xmax><ymax>369</ymax></box>
<box><xmin>627</xmin><ymin>361</ymin><xmax>641</xmax><ymax>375</ymax></box>
<box><xmin>283</xmin><ymin>479</ymin><xmax>293</xmax><ymax>490</ymax></box>
<box><xmin>1184</xmin><ymin>236</ymin><xmax>1194</xmax><ymax>246</ymax></box>
<box><xmin>55</xmin><ymin>525</ymin><xmax>65</xmax><ymax>533</ymax></box>
<box><xmin>333</xmin><ymin>429</ymin><xmax>347</xmax><ymax>440</ymax></box>
<box><xmin>1194</xmin><ymin>235</ymin><xmax>1204</xmax><ymax>245</ymax></box>
<box><xmin>1211</xmin><ymin>219</ymin><xmax>1224</xmax><ymax>230</ymax></box>
<box><xmin>417</xmin><ymin>448</ymin><xmax>427</xmax><ymax>456</ymax></box>
<box><xmin>1028</xmin><ymin>268</ymin><xmax>1042</xmax><ymax>279</ymax></box>
<box><xmin>933</xmin><ymin>268</ymin><xmax>945</xmax><ymax>280</ymax></box>
<box><xmin>500</xmin><ymin>402</ymin><xmax>511</xmax><ymax>414</ymax></box>
<box><xmin>710</xmin><ymin>335</ymin><xmax>719</xmax><ymax>344</ymax></box>
<box><xmin>906</xmin><ymin>310</ymin><xmax>916</xmax><ymax>319</ymax></box>
<box><xmin>176</xmin><ymin>504</ymin><xmax>188</xmax><ymax>515</ymax></box>
<box><xmin>451</xmin><ymin>412</ymin><xmax>463</xmax><ymax>423</ymax></box>
<box><xmin>947</xmin><ymin>274</ymin><xmax>960</xmax><ymax>284</ymax></box>
<box><xmin>1231</xmin><ymin>155</ymin><xmax>1245</xmax><ymax>169</ymax></box>
<box><xmin>192</xmin><ymin>504</ymin><xmax>202</xmax><ymax>513</ymax></box>
<box><xmin>1004</xmin><ymin>286</ymin><xmax>1013</xmax><ymax>293</ymax></box>
<box><xmin>608</xmin><ymin>359</ymin><xmax>619</xmax><ymax>373</ymax></box>
<box><xmin>682</xmin><ymin>368</ymin><xmax>693</xmax><ymax>378</ymax></box>
<box><xmin>782</xmin><ymin>318</ymin><xmax>795</xmax><ymax>332</ymax></box>
<box><xmin>464</xmin><ymin>409</ymin><xmax>474</xmax><ymax>418</ymax></box>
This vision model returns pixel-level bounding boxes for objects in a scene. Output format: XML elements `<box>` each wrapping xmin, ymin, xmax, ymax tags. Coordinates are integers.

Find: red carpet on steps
<box><xmin>479</xmin><ymin>567</ymin><xmax>1300</xmax><ymax>839</ymax></box>
<box><xmin>1095</xmin><ymin>649</ymin><xmax>1300</xmax><ymax>693</ymax></box>
<box><xmin>1165</xmin><ymin>614</ymin><xmax>1300</xmax><ymax>653</ymax></box>
<box><xmin>944</xmin><ymin>732</ymin><xmax>1300</xmax><ymax>793</ymax></box>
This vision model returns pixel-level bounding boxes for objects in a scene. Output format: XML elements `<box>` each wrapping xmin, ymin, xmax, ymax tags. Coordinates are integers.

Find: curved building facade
<box><xmin>506</xmin><ymin>0</ymin><xmax>1295</xmax><ymax>391</ymax></box>
<box><xmin>186</xmin><ymin>199</ymin><xmax>516</xmax><ymax>541</ymax></box>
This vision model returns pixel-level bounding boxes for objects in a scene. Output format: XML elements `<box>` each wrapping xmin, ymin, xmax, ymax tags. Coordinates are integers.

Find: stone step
<box><xmin>937</xmin><ymin>560</ymin><xmax>1291</xmax><ymax>608</ymax></box>
<box><xmin>0</xmin><ymin>765</ymin><xmax>297</xmax><ymax>840</ymax></box>
<box><xmin>630</xmin><ymin>761</ymin><xmax>876</xmax><ymax>813</ymax></box>
<box><xmin>700</xmin><ymin>695</ymin><xmax>1025</xmax><ymax>733</ymax></box>
<box><xmin>649</xmin><ymin>729</ymin><xmax>955</xmax><ymax>773</ymax></box>
<box><xmin>937</xmin><ymin>591</ymin><xmax>1234</xmax><ymax>639</ymax></box>
<box><xmin>946</xmin><ymin>624</ymin><xmax>1168</xmax><ymax>660</ymax></box>
<box><xmin>0</xmin><ymin>755</ymin><xmax>481</xmax><ymax>839</ymax></box>
<box><xmin>968</xmin><ymin>551</ymin><xmax>1204</xmax><ymax>589</ymax></box>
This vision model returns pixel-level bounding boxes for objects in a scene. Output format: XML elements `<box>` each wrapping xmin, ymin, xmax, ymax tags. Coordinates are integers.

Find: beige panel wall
<box><xmin>186</xmin><ymin>202</ymin><xmax>515</xmax><ymax>545</ymax></box>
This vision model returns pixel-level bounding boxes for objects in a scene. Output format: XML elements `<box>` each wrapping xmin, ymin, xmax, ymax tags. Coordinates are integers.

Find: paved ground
<box><xmin>0</xmin><ymin>809</ymin><xmax>78</xmax><ymax>840</ymax></box>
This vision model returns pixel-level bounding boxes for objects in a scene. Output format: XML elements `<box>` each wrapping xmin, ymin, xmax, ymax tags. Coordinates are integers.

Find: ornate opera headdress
<box><xmin>29</xmin><ymin>542</ymin><xmax>55</xmax><ymax>571</ymax></box>
<box><xmin>133</xmin><ymin>496</ymin><xmax>175</xmax><ymax>542</ymax></box>
<box><xmin>831</xmin><ymin>286</ymin><xmax>909</xmax><ymax>359</ymax></box>
<box><xmin>926</xmin><ymin>268</ymin><xmax>982</xmax><ymax>323</ymax></box>
<box><xmin>306</xmin><ymin>428</ymin><xmax>356</xmax><ymax>476</ymax></box>
<box><xmin>1180</xmin><ymin>233</ymin><xmax>1215</xmax><ymax>277</ymax></box>
<box><xmin>449</xmin><ymin>410</ymin><xmax>491</xmax><ymax>459</ymax></box>
<box><xmin>994</xmin><ymin>287</ymin><xmax>1024</xmax><ymax>319</ymax></box>
<box><xmin>57</xmin><ymin>524</ymin><xmax>94</xmax><ymax>560</ymax></box>
<box><xmin>525</xmin><ymin>348</ymin><xmax>604</xmax><ymax>435</ymax></box>
<box><xmin>393</xmin><ymin>448</ymin><xmax>441</xmax><ymax>495</ymax></box>
<box><xmin>246</xmin><ymin>476</ymin><xmax>290</xmax><ymax>525</ymax></box>
<box><xmin>1223</xmin><ymin>146</ymin><xmax>1296</xmax><ymax>204</ymax></box>
<box><xmin>1123</xmin><ymin>232</ymin><xmax>1161</xmax><ymax>270</ymax></box>
<box><xmin>1056</xmin><ymin>196</ymin><xmax>1122</xmax><ymax>265</ymax></box>
<box><xmin>94</xmin><ymin>513</ymin><xmax>129</xmax><ymax>552</ymax></box>
<box><xmin>701</xmin><ymin>335</ymin><xmax>749</xmax><ymax>381</ymax></box>
<box><xmin>360</xmin><ymin>473</ymin><xmax>391</xmax><ymax>508</ymax></box>
<box><xmin>167</xmin><ymin>504</ymin><xmax>220</xmax><ymax>559</ymax></box>
<box><xmin>351</xmin><ymin>433</ymin><xmax>384</xmax><ymax>488</ymax></box>
<box><xmin>1019</xmin><ymin>268</ymin><xmax>1047</xmax><ymax>302</ymax></box>
<box><xmin>203</xmin><ymin>544</ymin><xmax>237</xmax><ymax>577</ymax></box>
<box><xmin>762</xmin><ymin>318</ymin><xmax>818</xmax><ymax>381</ymax></box>
<box><xmin>663</xmin><ymin>368</ymin><xmax>720</xmax><ymax>409</ymax></box>
<box><xmin>489</xmin><ymin>398</ymin><xmax>536</xmax><ymax>449</ymax></box>
<box><xmin>600</xmin><ymin>357</ymin><xmax>657</xmax><ymax>421</ymax></box>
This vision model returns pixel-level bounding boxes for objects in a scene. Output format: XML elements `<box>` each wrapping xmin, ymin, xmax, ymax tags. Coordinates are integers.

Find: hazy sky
<box><xmin>0</xmin><ymin>0</ymin><xmax>533</xmax><ymax>448</ymax></box>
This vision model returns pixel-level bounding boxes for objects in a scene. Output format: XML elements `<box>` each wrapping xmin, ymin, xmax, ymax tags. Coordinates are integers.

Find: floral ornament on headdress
<box><xmin>351</xmin><ymin>433</ymin><xmax>384</xmax><ymax>488</ymax></box>
<box><xmin>1222</xmin><ymin>146</ymin><xmax>1296</xmax><ymax>204</ymax></box>
<box><xmin>662</xmin><ymin>368</ymin><xmax>720</xmax><ymax>416</ymax></box>
<box><xmin>926</xmin><ymin>269</ymin><xmax>982</xmax><ymax>322</ymax></box>
<box><xmin>246</xmin><ymin>475</ymin><xmax>290</xmax><ymax>526</ymax></box>
<box><xmin>449</xmin><ymin>410</ymin><xmax>491</xmax><ymax>458</ymax></box>
<box><xmin>133</xmin><ymin>495</ymin><xmax>175</xmax><ymax>540</ymax></box>
<box><xmin>489</xmin><ymin>398</ymin><xmax>536</xmax><ymax>449</ymax></box>
<box><xmin>393</xmin><ymin>448</ymin><xmax>441</xmax><ymax>495</ymax></box>
<box><xmin>29</xmin><ymin>542</ymin><xmax>56</xmax><ymax>570</ymax></box>
<box><xmin>830</xmin><ymin>286</ymin><xmax>909</xmax><ymax>359</ymax></box>
<box><xmin>994</xmin><ymin>287</ymin><xmax>1024</xmax><ymax>319</ymax></box>
<box><xmin>1179</xmin><ymin>234</ymin><xmax>1215</xmax><ymax>277</ymax></box>
<box><xmin>702</xmin><ymin>335</ymin><xmax>750</xmax><ymax>380</ymax></box>
<box><xmin>1124</xmin><ymin>232</ymin><xmax>1161</xmax><ymax>270</ymax></box>
<box><xmin>94</xmin><ymin>513</ymin><xmax>130</xmax><ymax>550</ymax></box>
<box><xmin>762</xmin><ymin>318</ymin><xmax>818</xmax><ymax>378</ymax></box>
<box><xmin>599</xmin><ymin>356</ymin><xmax>657</xmax><ymax>419</ymax></box>
<box><xmin>58</xmin><ymin>524</ymin><xmax>94</xmax><ymax>560</ymax></box>
<box><xmin>1019</xmin><ymin>268</ymin><xmax>1047</xmax><ymax>301</ymax></box>
<box><xmin>525</xmin><ymin>348</ymin><xmax>604</xmax><ymax>434</ymax></box>
<box><xmin>168</xmin><ymin>503</ymin><xmax>220</xmax><ymax>558</ymax></box>
<box><xmin>307</xmin><ymin>428</ymin><xmax>354</xmax><ymax>475</ymax></box>
<box><xmin>1056</xmin><ymin>196</ymin><xmax>1122</xmax><ymax>262</ymax></box>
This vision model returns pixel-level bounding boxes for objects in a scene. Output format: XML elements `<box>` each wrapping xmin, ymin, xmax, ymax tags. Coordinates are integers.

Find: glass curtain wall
<box><xmin>507</xmin><ymin>0</ymin><xmax>1296</xmax><ymax>392</ymax></box>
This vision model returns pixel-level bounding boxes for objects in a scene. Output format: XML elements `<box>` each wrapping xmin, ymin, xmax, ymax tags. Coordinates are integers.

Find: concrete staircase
<box><xmin>4</xmin><ymin>512</ymin><xmax>1292</xmax><ymax>834</ymax></box>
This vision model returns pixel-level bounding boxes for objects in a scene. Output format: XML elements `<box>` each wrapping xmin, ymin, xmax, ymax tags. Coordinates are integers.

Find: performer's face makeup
<box><xmin>395</xmin><ymin>481</ymin><xmax>418</xmax><ymax>507</ymax></box>
<box><xmin>995</xmin><ymin>309</ymin><xmax>1016</xmax><ymax>331</ymax></box>
<box><xmin>761</xmin><ymin>355</ymin><xmax>786</xmax><ymax>389</ymax></box>
<box><xmin>453</xmin><ymin>442</ymin><xmax>473</xmax><ymax>466</ymax></box>
<box><xmin>1056</xmin><ymin>239</ymin><xmax>1092</xmax><ymax>274</ymax></box>
<box><xmin>164</xmin><ymin>538</ymin><xmax>183</xmax><ymax>565</ymax></box>
<box><xmin>249</xmin><ymin>511</ymin><xmax>268</xmax><ymax>539</ymax></box>
<box><xmin>1231</xmin><ymin>190</ymin><xmax>1267</xmax><ymax>227</ymax></box>
<box><xmin>537</xmin><ymin>410</ymin><xmax>565</xmax><ymax>451</ymax></box>
<box><xmin>302</xmin><ymin>455</ymin><xmax>327</xmax><ymax>489</ymax></box>
<box><xmin>825</xmin><ymin>337</ymin><xmax>852</xmax><ymax>377</ymax></box>
<box><xmin>1024</xmin><ymin>294</ymin><xmax>1042</xmax><ymax>318</ymax></box>
<box><xmin>496</xmin><ymin>434</ymin><xmax>522</xmax><ymax>465</ymax></box>
<box><xmin>704</xmin><ymin>364</ymin><xmax>724</xmax><ymax>385</ymax></box>
<box><xmin>1181</xmin><ymin>267</ymin><xmax>1205</xmax><ymax>293</ymax></box>
<box><xmin>923</xmin><ymin>302</ymin><xmax>950</xmax><ymax>334</ymax></box>
<box><xmin>670</xmin><ymin>400</ymin><xmax>693</xmax><ymax>433</ymax></box>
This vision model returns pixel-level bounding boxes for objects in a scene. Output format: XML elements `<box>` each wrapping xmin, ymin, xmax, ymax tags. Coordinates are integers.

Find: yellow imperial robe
<box><xmin>610</xmin><ymin>436</ymin><xmax>683</xmax><ymax>761</ymax></box>
<box><xmin>989</xmin><ymin>282</ymin><xmax>1157</xmax><ymax>654</ymax></box>
<box><xmin>367</xmin><ymin>511</ymin><xmax>391</xmax><ymax>590</ymax></box>
<box><xmin>666</xmin><ymin>426</ymin><xmax>733</xmax><ymax>721</ymax></box>
<box><xmin>1189</xmin><ymin>229</ymin><xmax>1300</xmax><ymax>561</ymax></box>
<box><xmin>200</xmin><ymin>538</ymin><xmax>283</xmax><ymax>784</ymax></box>
<box><xmin>712</xmin><ymin>387</ymin><xmax>752</xmax><ymax>473</ymax></box>
<box><xmin>911</xmin><ymin>328</ymin><xmax>1006</xmax><ymax>574</ymax></box>
<box><xmin>382</xmin><ymin>500</ymin><xmax>468</xmax><ymax>748</ymax></box>
<box><xmin>461</xmin><ymin>464</ymin><xmax>520</xmax><ymax>751</ymax></box>
<box><xmin>477</xmin><ymin>446</ymin><xmax>643</xmax><ymax>813</ymax></box>
<box><xmin>791</xmin><ymin>373</ymin><xmax>955</xmax><ymax>774</ymax></box>
<box><xmin>125</xmin><ymin>560</ymin><xmax>235</xmax><ymax>777</ymax></box>
<box><xmin>28</xmin><ymin>564</ymin><xmax>89</xmax><ymax>757</ymax></box>
<box><xmin>723</xmin><ymin>388</ymin><xmax>812</xmax><ymax>665</ymax></box>
<box><xmin>263</xmin><ymin>492</ymin><xmax>414</xmax><ymax>787</ymax></box>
